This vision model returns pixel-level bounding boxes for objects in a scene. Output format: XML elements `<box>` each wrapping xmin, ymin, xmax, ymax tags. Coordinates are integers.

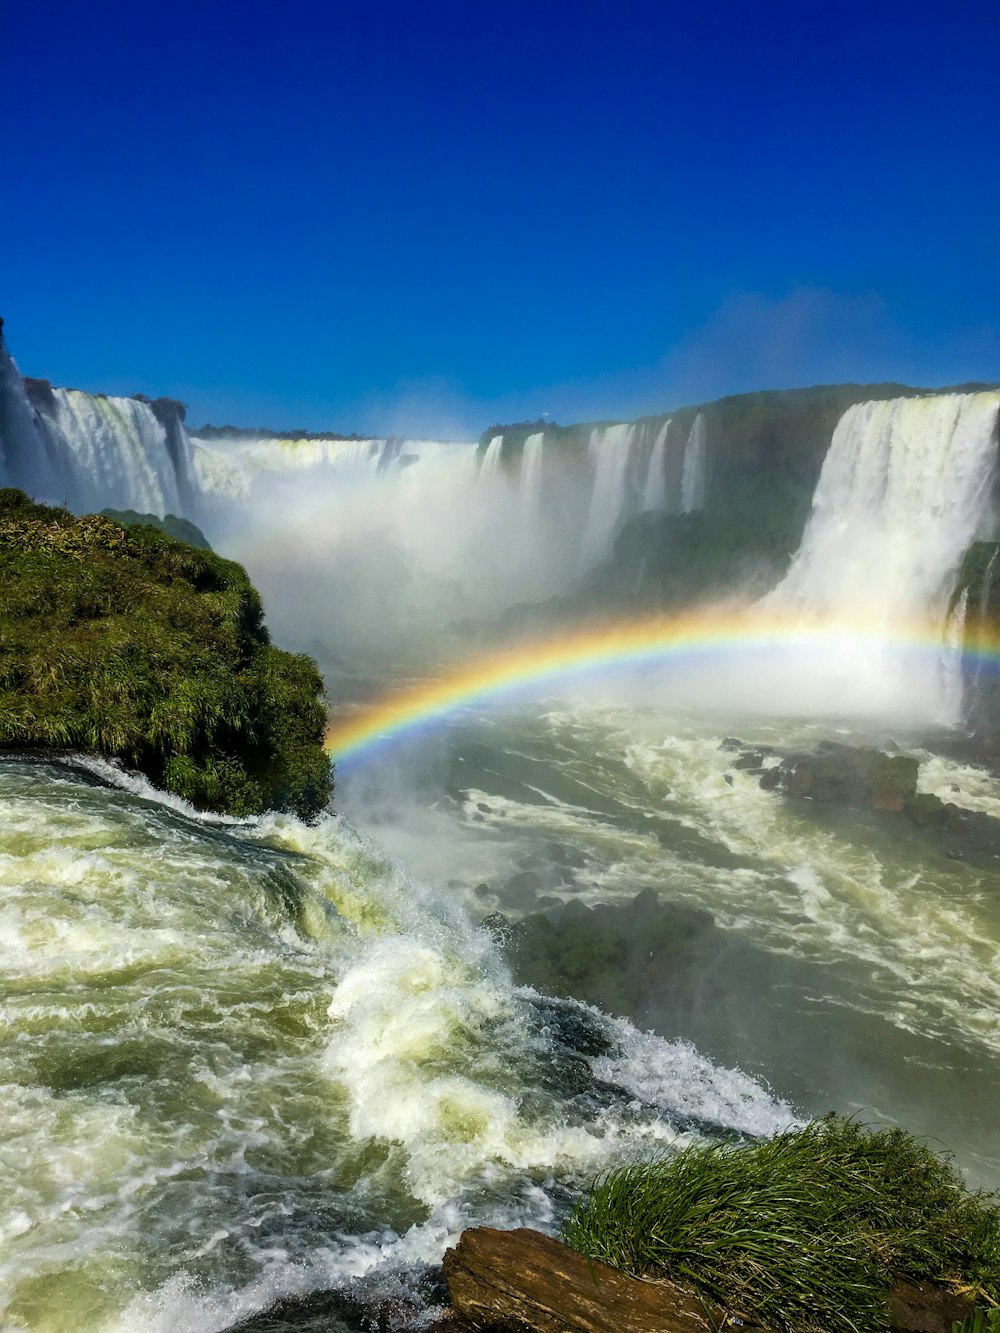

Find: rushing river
<box><xmin>3</xmin><ymin>682</ymin><xmax>999</xmax><ymax>1330</ymax></box>
<box><xmin>0</xmin><ymin>747</ymin><xmax>795</xmax><ymax>1332</ymax></box>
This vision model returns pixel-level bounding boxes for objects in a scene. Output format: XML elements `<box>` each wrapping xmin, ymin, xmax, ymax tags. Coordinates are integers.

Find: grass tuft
<box><xmin>563</xmin><ymin>1116</ymin><xmax>1000</xmax><ymax>1333</ymax></box>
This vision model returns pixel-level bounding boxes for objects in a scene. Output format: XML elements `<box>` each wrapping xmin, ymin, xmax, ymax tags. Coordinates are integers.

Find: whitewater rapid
<box><xmin>0</xmin><ymin>758</ymin><xmax>793</xmax><ymax>1333</ymax></box>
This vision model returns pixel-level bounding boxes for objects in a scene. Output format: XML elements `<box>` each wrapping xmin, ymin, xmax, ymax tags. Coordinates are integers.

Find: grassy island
<box><xmin>0</xmin><ymin>488</ymin><xmax>331</xmax><ymax>819</ymax></box>
<box><xmin>564</xmin><ymin>1116</ymin><xmax>1000</xmax><ymax>1333</ymax></box>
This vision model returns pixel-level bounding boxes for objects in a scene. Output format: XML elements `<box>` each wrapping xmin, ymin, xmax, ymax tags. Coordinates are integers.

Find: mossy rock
<box><xmin>0</xmin><ymin>489</ymin><xmax>331</xmax><ymax>819</ymax></box>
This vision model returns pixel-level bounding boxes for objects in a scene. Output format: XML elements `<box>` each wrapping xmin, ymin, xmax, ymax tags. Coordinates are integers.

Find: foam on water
<box><xmin>439</xmin><ymin>700</ymin><xmax>1000</xmax><ymax>1065</ymax></box>
<box><xmin>0</xmin><ymin>759</ymin><xmax>791</xmax><ymax>1331</ymax></box>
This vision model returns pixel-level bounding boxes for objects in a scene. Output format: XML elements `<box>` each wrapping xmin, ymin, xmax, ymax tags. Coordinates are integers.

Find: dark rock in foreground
<box><xmin>486</xmin><ymin>888</ymin><xmax>719</xmax><ymax>1027</ymax></box>
<box><xmin>440</xmin><ymin>1226</ymin><xmax>740</xmax><ymax>1332</ymax></box>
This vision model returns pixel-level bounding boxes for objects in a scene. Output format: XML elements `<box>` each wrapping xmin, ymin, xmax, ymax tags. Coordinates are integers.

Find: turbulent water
<box><xmin>0</xmin><ymin>757</ymin><xmax>793</xmax><ymax>1332</ymax></box>
<box><xmin>3</xmin><ymin>334</ymin><xmax>1000</xmax><ymax>1329</ymax></box>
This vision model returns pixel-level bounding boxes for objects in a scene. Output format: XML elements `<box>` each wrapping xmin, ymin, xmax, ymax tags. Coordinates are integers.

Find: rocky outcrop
<box><xmin>750</xmin><ymin>741</ymin><xmax>919</xmax><ymax>813</ymax></box>
<box><xmin>0</xmin><ymin>488</ymin><xmax>331</xmax><ymax>818</ymax></box>
<box><xmin>440</xmin><ymin>1227</ymin><xmax>741</xmax><ymax>1332</ymax></box>
<box><xmin>431</xmin><ymin>1228</ymin><xmax>975</xmax><ymax>1333</ymax></box>
<box><xmin>728</xmin><ymin>738</ymin><xmax>1000</xmax><ymax>858</ymax></box>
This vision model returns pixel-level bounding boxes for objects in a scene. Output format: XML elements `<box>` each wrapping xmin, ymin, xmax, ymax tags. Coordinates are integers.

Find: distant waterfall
<box><xmin>0</xmin><ymin>330</ymin><xmax>196</xmax><ymax>517</ymax></box>
<box><xmin>680</xmin><ymin>412</ymin><xmax>706</xmax><ymax>513</ymax></box>
<box><xmin>33</xmin><ymin>389</ymin><xmax>196</xmax><ymax>515</ymax></box>
<box><xmin>519</xmin><ymin>432</ymin><xmax>545</xmax><ymax>522</ymax></box>
<box><xmin>479</xmin><ymin>434</ymin><xmax>503</xmax><ymax>481</ymax></box>
<box><xmin>772</xmin><ymin>395</ymin><xmax>998</xmax><ymax>621</ymax></box>
<box><xmin>766</xmin><ymin>392</ymin><xmax>1000</xmax><ymax>717</ymax></box>
<box><xmin>579</xmin><ymin>423</ymin><xmax>641</xmax><ymax>568</ymax></box>
<box><xmin>642</xmin><ymin>420</ymin><xmax>670</xmax><ymax>511</ymax></box>
<box><xmin>0</xmin><ymin>332</ymin><xmax>61</xmax><ymax>497</ymax></box>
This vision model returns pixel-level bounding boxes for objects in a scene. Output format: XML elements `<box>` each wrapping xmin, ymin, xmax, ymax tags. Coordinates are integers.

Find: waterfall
<box><xmin>680</xmin><ymin>412</ymin><xmax>706</xmax><ymax>513</ymax></box>
<box><xmin>30</xmin><ymin>389</ymin><xmax>195</xmax><ymax>515</ymax></box>
<box><xmin>765</xmin><ymin>392</ymin><xmax>1000</xmax><ymax>718</ymax></box>
<box><xmin>0</xmin><ymin>331</ymin><xmax>60</xmax><ymax>498</ymax></box>
<box><xmin>978</xmin><ymin>546</ymin><xmax>999</xmax><ymax>620</ymax></box>
<box><xmin>479</xmin><ymin>434</ymin><xmax>504</xmax><ymax>482</ymax></box>
<box><xmin>941</xmin><ymin>586</ymin><xmax>970</xmax><ymax>716</ymax></box>
<box><xmin>519</xmin><ymin>431</ymin><xmax>545</xmax><ymax>522</ymax></box>
<box><xmin>0</xmin><ymin>329</ymin><xmax>196</xmax><ymax>517</ymax></box>
<box><xmin>579</xmin><ymin>423</ymin><xmax>640</xmax><ymax>569</ymax></box>
<box><xmin>772</xmin><ymin>394</ymin><xmax>999</xmax><ymax>621</ymax></box>
<box><xmin>642</xmin><ymin>419</ymin><xmax>670</xmax><ymax>511</ymax></box>
<box><xmin>191</xmin><ymin>434</ymin><xmax>384</xmax><ymax>502</ymax></box>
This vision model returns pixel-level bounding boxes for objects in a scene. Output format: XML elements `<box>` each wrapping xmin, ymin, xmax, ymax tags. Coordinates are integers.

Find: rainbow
<box><xmin>323</xmin><ymin>608</ymin><xmax>999</xmax><ymax>763</ymax></box>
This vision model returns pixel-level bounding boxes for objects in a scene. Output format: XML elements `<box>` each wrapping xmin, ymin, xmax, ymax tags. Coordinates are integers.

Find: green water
<box><xmin>0</xmin><ymin>753</ymin><xmax>791</xmax><ymax>1332</ymax></box>
<box><xmin>3</xmin><ymin>690</ymin><xmax>999</xmax><ymax>1331</ymax></box>
<box><xmin>339</xmin><ymin>698</ymin><xmax>1000</xmax><ymax>1187</ymax></box>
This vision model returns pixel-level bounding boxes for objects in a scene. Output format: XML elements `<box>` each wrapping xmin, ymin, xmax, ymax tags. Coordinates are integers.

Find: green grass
<box><xmin>0</xmin><ymin>488</ymin><xmax>332</xmax><ymax>818</ymax></box>
<box><xmin>563</xmin><ymin>1116</ymin><xmax>1000</xmax><ymax>1333</ymax></box>
<box><xmin>955</xmin><ymin>1313</ymin><xmax>1000</xmax><ymax>1333</ymax></box>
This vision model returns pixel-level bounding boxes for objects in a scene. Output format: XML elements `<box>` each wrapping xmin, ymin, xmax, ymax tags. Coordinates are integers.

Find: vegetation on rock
<box><xmin>0</xmin><ymin>488</ymin><xmax>331</xmax><ymax>818</ymax></box>
<box><xmin>563</xmin><ymin>1116</ymin><xmax>1000</xmax><ymax>1333</ymax></box>
<box><xmin>99</xmin><ymin>507</ymin><xmax>213</xmax><ymax>550</ymax></box>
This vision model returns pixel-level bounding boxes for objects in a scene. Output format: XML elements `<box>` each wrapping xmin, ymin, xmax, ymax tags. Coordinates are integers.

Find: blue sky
<box><xmin>2</xmin><ymin>0</ymin><xmax>998</xmax><ymax>436</ymax></box>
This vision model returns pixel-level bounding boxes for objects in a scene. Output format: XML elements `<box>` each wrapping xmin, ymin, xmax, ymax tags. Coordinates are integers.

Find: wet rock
<box><xmin>733</xmin><ymin>750</ymin><xmax>766</xmax><ymax>769</ymax></box>
<box><xmin>542</xmin><ymin>839</ymin><xmax>588</xmax><ymax>869</ymax></box>
<box><xmin>479</xmin><ymin>910</ymin><xmax>510</xmax><ymax>941</ymax></box>
<box><xmin>476</xmin><ymin>801</ymin><xmax>492</xmax><ymax>813</ymax></box>
<box><xmin>723</xmin><ymin>773</ymin><xmax>734</xmax><ymax>786</ymax></box>
<box><xmin>756</xmin><ymin>743</ymin><xmax>918</xmax><ymax>813</ymax></box>
<box><xmin>502</xmin><ymin>868</ymin><xmax>543</xmax><ymax>907</ymax></box>
<box><xmin>473</xmin><ymin>882</ymin><xmax>492</xmax><ymax>898</ymax></box>
<box><xmin>442</xmin><ymin>1226</ymin><xmax>735</xmax><ymax>1332</ymax></box>
<box><xmin>903</xmin><ymin>792</ymin><xmax>967</xmax><ymax>831</ymax></box>
<box><xmin>227</xmin><ymin>1269</ymin><xmax>452</xmax><ymax>1331</ymax></box>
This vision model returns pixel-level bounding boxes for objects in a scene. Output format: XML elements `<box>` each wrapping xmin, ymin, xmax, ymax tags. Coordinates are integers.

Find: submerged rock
<box><xmin>493</xmin><ymin>889</ymin><xmax>718</xmax><ymax>1025</ymax></box>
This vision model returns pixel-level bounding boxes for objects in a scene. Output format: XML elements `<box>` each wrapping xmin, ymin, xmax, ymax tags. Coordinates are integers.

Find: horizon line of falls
<box><xmin>5</xmin><ymin>315</ymin><xmax>1000</xmax><ymax>710</ymax></box>
<box><xmin>761</xmin><ymin>392</ymin><xmax>1000</xmax><ymax>721</ymax></box>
